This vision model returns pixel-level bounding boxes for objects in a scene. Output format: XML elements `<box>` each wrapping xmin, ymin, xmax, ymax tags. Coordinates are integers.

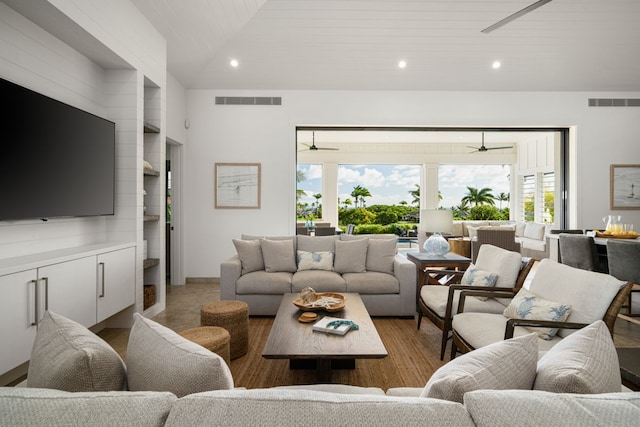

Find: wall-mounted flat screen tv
<box><xmin>0</xmin><ymin>77</ymin><xmax>115</xmax><ymax>220</ymax></box>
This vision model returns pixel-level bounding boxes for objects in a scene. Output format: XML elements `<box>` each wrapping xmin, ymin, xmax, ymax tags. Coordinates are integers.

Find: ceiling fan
<box><xmin>468</xmin><ymin>133</ymin><xmax>512</xmax><ymax>153</ymax></box>
<box><xmin>481</xmin><ymin>0</ymin><xmax>553</xmax><ymax>34</ymax></box>
<box><xmin>299</xmin><ymin>131</ymin><xmax>339</xmax><ymax>152</ymax></box>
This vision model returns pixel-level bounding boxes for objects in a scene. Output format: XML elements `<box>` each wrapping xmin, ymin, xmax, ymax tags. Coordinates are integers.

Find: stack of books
<box><xmin>312</xmin><ymin>316</ymin><xmax>356</xmax><ymax>335</ymax></box>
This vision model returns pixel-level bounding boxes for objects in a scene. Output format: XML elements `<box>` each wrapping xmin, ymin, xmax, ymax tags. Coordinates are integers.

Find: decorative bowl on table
<box><xmin>293</xmin><ymin>287</ymin><xmax>346</xmax><ymax>312</ymax></box>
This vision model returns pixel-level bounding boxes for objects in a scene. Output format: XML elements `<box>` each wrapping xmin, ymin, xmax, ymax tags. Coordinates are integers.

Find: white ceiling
<box><xmin>131</xmin><ymin>0</ymin><xmax>640</xmax><ymax>91</ymax></box>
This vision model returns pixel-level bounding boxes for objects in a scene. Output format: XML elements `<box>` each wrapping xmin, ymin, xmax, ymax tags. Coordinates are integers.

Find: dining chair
<box><xmin>607</xmin><ymin>239</ymin><xmax>640</xmax><ymax>318</ymax></box>
<box><xmin>470</xmin><ymin>227</ymin><xmax>520</xmax><ymax>263</ymax></box>
<box><xmin>450</xmin><ymin>258</ymin><xmax>632</xmax><ymax>360</ymax></box>
<box><xmin>558</xmin><ymin>234</ymin><xmax>605</xmax><ymax>272</ymax></box>
<box><xmin>417</xmin><ymin>244</ymin><xmax>534</xmax><ymax>360</ymax></box>
<box><xmin>548</xmin><ymin>229</ymin><xmax>583</xmax><ymax>263</ymax></box>
<box><xmin>296</xmin><ymin>227</ymin><xmax>309</xmax><ymax>235</ymax></box>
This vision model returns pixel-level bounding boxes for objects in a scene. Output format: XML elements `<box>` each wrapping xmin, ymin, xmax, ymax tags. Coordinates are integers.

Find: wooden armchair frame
<box><xmin>451</xmin><ymin>281</ymin><xmax>632</xmax><ymax>359</ymax></box>
<box><xmin>417</xmin><ymin>257</ymin><xmax>534</xmax><ymax>360</ymax></box>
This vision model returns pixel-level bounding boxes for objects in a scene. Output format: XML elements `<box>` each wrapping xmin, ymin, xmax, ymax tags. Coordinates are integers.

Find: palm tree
<box><xmin>313</xmin><ymin>193</ymin><xmax>322</xmax><ymax>214</ymax></box>
<box><xmin>453</xmin><ymin>200</ymin><xmax>471</xmax><ymax>218</ymax></box>
<box><xmin>497</xmin><ymin>192</ymin><xmax>510</xmax><ymax>209</ymax></box>
<box><xmin>409</xmin><ymin>184</ymin><xmax>420</xmax><ymax>207</ymax></box>
<box><xmin>296</xmin><ymin>169</ymin><xmax>307</xmax><ymax>201</ymax></box>
<box><xmin>461</xmin><ymin>186</ymin><xmax>495</xmax><ymax>207</ymax></box>
<box><xmin>343</xmin><ymin>198</ymin><xmax>352</xmax><ymax>209</ymax></box>
<box><xmin>351</xmin><ymin>185</ymin><xmax>371</xmax><ymax>208</ymax></box>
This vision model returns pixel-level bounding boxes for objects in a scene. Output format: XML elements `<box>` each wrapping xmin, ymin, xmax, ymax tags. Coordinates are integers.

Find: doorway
<box><xmin>166</xmin><ymin>139</ymin><xmax>184</xmax><ymax>285</ymax></box>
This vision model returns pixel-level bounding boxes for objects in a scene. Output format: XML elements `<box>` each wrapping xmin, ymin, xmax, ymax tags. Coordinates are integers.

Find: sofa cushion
<box><xmin>464</xmin><ymin>390</ymin><xmax>640</xmax><ymax>427</ymax></box>
<box><xmin>297</xmin><ymin>250</ymin><xmax>334</xmax><ymax>271</ymax></box>
<box><xmin>297</xmin><ymin>234</ymin><xmax>338</xmax><ymax>252</ymax></box>
<box><xmin>524</xmin><ymin>222</ymin><xmax>546</xmax><ymax>240</ymax></box>
<box><xmin>344</xmin><ymin>271</ymin><xmax>400</xmax><ymax>294</ymax></box>
<box><xmin>366</xmin><ymin>238</ymin><xmax>396</xmax><ymax>274</ymax></box>
<box><xmin>503</xmin><ymin>288</ymin><xmax>572</xmax><ymax>339</ymax></box>
<box><xmin>474</xmin><ymin>244</ymin><xmax>521</xmax><ymax>290</ymax></box>
<box><xmin>462</xmin><ymin>221</ymin><xmax>489</xmax><ymax>237</ymax></box>
<box><xmin>452</xmin><ymin>312</ymin><xmax>563</xmax><ymax>352</ymax></box>
<box><xmin>534</xmin><ymin>320</ymin><xmax>621</xmax><ymax>394</ymax></box>
<box><xmin>518</xmin><ymin>237</ymin><xmax>547</xmax><ymax>251</ymax></box>
<box><xmin>421</xmin><ymin>285</ymin><xmax>506</xmax><ymax>318</ymax></box>
<box><xmin>165</xmin><ymin>389</ymin><xmax>476</xmax><ymax>427</ymax></box>
<box><xmin>291</xmin><ymin>270</ymin><xmax>346</xmax><ymax>292</ymax></box>
<box><xmin>232</xmin><ymin>239</ymin><xmax>264</xmax><ymax>275</ymax></box>
<box><xmin>126</xmin><ymin>313</ymin><xmax>234</xmax><ymax>398</ymax></box>
<box><xmin>514</xmin><ymin>222</ymin><xmax>526</xmax><ymax>237</ymax></box>
<box><xmin>27</xmin><ymin>311</ymin><xmax>127</xmax><ymax>392</ymax></box>
<box><xmin>528</xmin><ymin>259</ymin><xmax>625</xmax><ymax>338</ymax></box>
<box><xmin>420</xmin><ymin>333</ymin><xmax>538</xmax><ymax>403</ymax></box>
<box><xmin>334</xmin><ymin>238</ymin><xmax>368</xmax><ymax>274</ymax></box>
<box><xmin>0</xmin><ymin>387</ymin><xmax>176</xmax><ymax>426</ymax></box>
<box><xmin>236</xmin><ymin>271</ymin><xmax>292</xmax><ymax>294</ymax></box>
<box><xmin>260</xmin><ymin>238</ymin><xmax>297</xmax><ymax>273</ymax></box>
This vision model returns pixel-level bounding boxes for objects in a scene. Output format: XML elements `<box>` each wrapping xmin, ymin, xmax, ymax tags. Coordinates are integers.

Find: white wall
<box><xmin>0</xmin><ymin>1</ymin><xmax>166</xmax><ymax>260</ymax></box>
<box><xmin>166</xmin><ymin>73</ymin><xmax>187</xmax><ymax>143</ymax></box>
<box><xmin>185</xmin><ymin>89</ymin><xmax>640</xmax><ymax>277</ymax></box>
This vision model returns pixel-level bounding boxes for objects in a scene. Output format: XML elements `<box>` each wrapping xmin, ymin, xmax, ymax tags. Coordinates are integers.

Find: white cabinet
<box><xmin>97</xmin><ymin>247</ymin><xmax>135</xmax><ymax>322</ymax></box>
<box><xmin>0</xmin><ymin>243</ymin><xmax>136</xmax><ymax>377</ymax></box>
<box><xmin>0</xmin><ymin>256</ymin><xmax>96</xmax><ymax>374</ymax></box>
<box><xmin>38</xmin><ymin>257</ymin><xmax>96</xmax><ymax>328</ymax></box>
<box><xmin>0</xmin><ymin>270</ymin><xmax>37</xmax><ymax>374</ymax></box>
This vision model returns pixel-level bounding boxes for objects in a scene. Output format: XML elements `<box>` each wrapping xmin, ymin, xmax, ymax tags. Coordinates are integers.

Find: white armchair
<box><xmin>417</xmin><ymin>244</ymin><xmax>534</xmax><ymax>360</ymax></box>
<box><xmin>451</xmin><ymin>259</ymin><xmax>632</xmax><ymax>360</ymax></box>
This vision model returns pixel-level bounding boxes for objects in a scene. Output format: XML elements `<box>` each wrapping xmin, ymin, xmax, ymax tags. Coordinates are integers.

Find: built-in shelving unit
<box><xmin>142</xmin><ymin>79</ymin><xmax>165</xmax><ymax>316</ymax></box>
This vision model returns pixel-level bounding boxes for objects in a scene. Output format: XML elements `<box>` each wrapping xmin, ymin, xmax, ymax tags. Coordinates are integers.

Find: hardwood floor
<box><xmin>99</xmin><ymin>278</ymin><xmax>640</xmax><ymax>390</ymax></box>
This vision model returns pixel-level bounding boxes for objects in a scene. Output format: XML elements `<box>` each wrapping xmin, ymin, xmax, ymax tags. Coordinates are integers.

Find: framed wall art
<box><xmin>215</xmin><ymin>163</ymin><xmax>261</xmax><ymax>209</ymax></box>
<box><xmin>610</xmin><ymin>164</ymin><xmax>640</xmax><ymax>210</ymax></box>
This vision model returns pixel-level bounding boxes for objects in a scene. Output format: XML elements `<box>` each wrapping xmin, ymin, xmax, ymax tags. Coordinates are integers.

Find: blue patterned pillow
<box><xmin>503</xmin><ymin>288</ymin><xmax>572</xmax><ymax>340</ymax></box>
<box><xmin>461</xmin><ymin>264</ymin><xmax>498</xmax><ymax>301</ymax></box>
<box><xmin>297</xmin><ymin>250</ymin><xmax>334</xmax><ymax>271</ymax></box>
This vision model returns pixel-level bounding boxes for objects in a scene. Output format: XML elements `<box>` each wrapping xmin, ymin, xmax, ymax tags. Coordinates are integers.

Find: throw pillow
<box><xmin>420</xmin><ymin>333</ymin><xmax>538</xmax><ymax>403</ymax></box>
<box><xmin>259</xmin><ymin>238</ymin><xmax>297</xmax><ymax>273</ymax></box>
<box><xmin>333</xmin><ymin>238</ymin><xmax>368</xmax><ymax>274</ymax></box>
<box><xmin>297</xmin><ymin>250</ymin><xmax>334</xmax><ymax>271</ymax></box>
<box><xmin>503</xmin><ymin>288</ymin><xmax>572</xmax><ymax>340</ymax></box>
<box><xmin>460</xmin><ymin>264</ymin><xmax>498</xmax><ymax>301</ymax></box>
<box><xmin>27</xmin><ymin>311</ymin><xmax>127</xmax><ymax>392</ymax></box>
<box><xmin>466</xmin><ymin>225</ymin><xmax>481</xmax><ymax>239</ymax></box>
<box><xmin>232</xmin><ymin>239</ymin><xmax>264</xmax><ymax>275</ymax></box>
<box><xmin>534</xmin><ymin>320</ymin><xmax>621</xmax><ymax>394</ymax></box>
<box><xmin>365</xmin><ymin>238</ymin><xmax>396</xmax><ymax>274</ymax></box>
<box><xmin>126</xmin><ymin>313</ymin><xmax>233</xmax><ymax>398</ymax></box>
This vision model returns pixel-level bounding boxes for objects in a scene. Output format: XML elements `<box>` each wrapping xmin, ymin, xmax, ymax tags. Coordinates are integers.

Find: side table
<box><xmin>406</xmin><ymin>252</ymin><xmax>472</xmax><ymax>309</ymax></box>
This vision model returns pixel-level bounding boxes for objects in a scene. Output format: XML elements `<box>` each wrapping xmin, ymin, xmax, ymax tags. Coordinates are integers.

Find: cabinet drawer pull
<box><xmin>42</xmin><ymin>277</ymin><xmax>49</xmax><ymax>311</ymax></box>
<box><xmin>30</xmin><ymin>279</ymin><xmax>38</xmax><ymax>326</ymax></box>
<box><xmin>98</xmin><ymin>262</ymin><xmax>105</xmax><ymax>298</ymax></box>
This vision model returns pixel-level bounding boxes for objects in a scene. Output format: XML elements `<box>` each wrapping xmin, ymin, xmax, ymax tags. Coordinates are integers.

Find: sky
<box><xmin>297</xmin><ymin>164</ymin><xmax>511</xmax><ymax>210</ymax></box>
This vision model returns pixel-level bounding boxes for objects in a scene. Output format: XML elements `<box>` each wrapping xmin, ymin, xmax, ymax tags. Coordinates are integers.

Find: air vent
<box><xmin>215</xmin><ymin>96</ymin><xmax>281</xmax><ymax>106</ymax></box>
<box><xmin>588</xmin><ymin>98</ymin><xmax>640</xmax><ymax>107</ymax></box>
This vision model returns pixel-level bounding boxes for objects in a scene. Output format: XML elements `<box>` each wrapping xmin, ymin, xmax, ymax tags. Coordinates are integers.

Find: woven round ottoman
<box><xmin>201</xmin><ymin>300</ymin><xmax>249</xmax><ymax>359</ymax></box>
<box><xmin>178</xmin><ymin>326</ymin><xmax>231</xmax><ymax>366</ymax></box>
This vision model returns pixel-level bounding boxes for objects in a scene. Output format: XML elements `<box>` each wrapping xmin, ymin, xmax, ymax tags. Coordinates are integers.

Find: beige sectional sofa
<box><xmin>419</xmin><ymin>220</ymin><xmax>553</xmax><ymax>259</ymax></box>
<box><xmin>4</xmin><ymin>318</ymin><xmax>639</xmax><ymax>427</ymax></box>
<box><xmin>220</xmin><ymin>234</ymin><xmax>417</xmax><ymax>317</ymax></box>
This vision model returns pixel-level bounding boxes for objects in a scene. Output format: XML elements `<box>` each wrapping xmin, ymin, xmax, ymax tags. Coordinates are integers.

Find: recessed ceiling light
<box><xmin>230</xmin><ymin>59</ymin><xmax>239</xmax><ymax>68</ymax></box>
<box><xmin>398</xmin><ymin>60</ymin><xmax>407</xmax><ymax>69</ymax></box>
<box><xmin>492</xmin><ymin>61</ymin><xmax>501</xmax><ymax>69</ymax></box>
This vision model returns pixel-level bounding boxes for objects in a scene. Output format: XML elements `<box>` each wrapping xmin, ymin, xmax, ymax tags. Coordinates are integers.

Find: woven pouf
<box><xmin>178</xmin><ymin>326</ymin><xmax>231</xmax><ymax>366</ymax></box>
<box><xmin>201</xmin><ymin>300</ymin><xmax>249</xmax><ymax>359</ymax></box>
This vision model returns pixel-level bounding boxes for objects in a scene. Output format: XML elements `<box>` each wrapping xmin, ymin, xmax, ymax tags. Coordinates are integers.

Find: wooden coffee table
<box><xmin>262</xmin><ymin>293</ymin><xmax>387</xmax><ymax>382</ymax></box>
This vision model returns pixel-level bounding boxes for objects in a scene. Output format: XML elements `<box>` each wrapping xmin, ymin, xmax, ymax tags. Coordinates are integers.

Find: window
<box><xmin>297</xmin><ymin>164</ymin><xmax>322</xmax><ymax>218</ymax></box>
<box><xmin>521</xmin><ymin>174</ymin><xmax>536</xmax><ymax>222</ymax></box>
<box><xmin>541</xmin><ymin>172</ymin><xmax>555</xmax><ymax>224</ymax></box>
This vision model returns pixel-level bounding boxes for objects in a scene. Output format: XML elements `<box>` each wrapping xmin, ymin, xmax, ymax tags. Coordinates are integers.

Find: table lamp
<box><xmin>421</xmin><ymin>209</ymin><xmax>453</xmax><ymax>256</ymax></box>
